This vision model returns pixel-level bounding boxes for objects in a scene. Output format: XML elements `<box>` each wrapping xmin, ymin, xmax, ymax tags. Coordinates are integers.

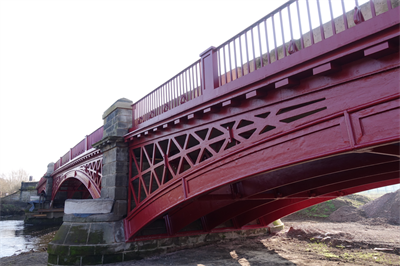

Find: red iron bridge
<box><xmin>38</xmin><ymin>0</ymin><xmax>399</xmax><ymax>243</ymax></box>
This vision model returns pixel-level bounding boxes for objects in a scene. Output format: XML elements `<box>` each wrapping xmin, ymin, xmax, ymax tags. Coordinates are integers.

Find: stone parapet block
<box><xmin>63</xmin><ymin>200</ymin><xmax>127</xmax><ymax>223</ymax></box>
<box><xmin>64</xmin><ymin>199</ymin><xmax>114</xmax><ymax>214</ymax></box>
<box><xmin>102</xmin><ymin>98</ymin><xmax>133</xmax><ymax>138</ymax></box>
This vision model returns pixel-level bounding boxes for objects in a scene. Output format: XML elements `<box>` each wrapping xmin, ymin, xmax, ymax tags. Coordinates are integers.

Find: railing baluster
<box><xmin>329</xmin><ymin>0</ymin><xmax>336</xmax><ymax>35</ymax></box>
<box><xmin>316</xmin><ymin>0</ymin><xmax>325</xmax><ymax>40</ymax></box>
<box><xmin>251</xmin><ymin>27</ymin><xmax>256</xmax><ymax>71</ymax></box>
<box><xmin>296</xmin><ymin>0</ymin><xmax>304</xmax><ymax>49</ymax></box>
<box><xmin>185</xmin><ymin>70</ymin><xmax>189</xmax><ymax>102</ymax></box>
<box><xmin>239</xmin><ymin>36</ymin><xmax>244</xmax><ymax>77</ymax></box>
<box><xmin>387</xmin><ymin>0</ymin><xmax>392</xmax><ymax>9</ymax></box>
<box><xmin>257</xmin><ymin>24</ymin><xmax>263</xmax><ymax>68</ymax></box>
<box><xmin>217</xmin><ymin>49</ymin><xmax>222</xmax><ymax>86</ymax></box>
<box><xmin>341</xmin><ymin>0</ymin><xmax>349</xmax><ymax>30</ymax></box>
<box><xmin>306</xmin><ymin>0</ymin><xmax>315</xmax><ymax>45</ymax></box>
<box><xmin>272</xmin><ymin>15</ymin><xmax>279</xmax><ymax>60</ymax></box>
<box><xmin>245</xmin><ymin>31</ymin><xmax>250</xmax><ymax>74</ymax></box>
<box><xmin>369</xmin><ymin>0</ymin><xmax>376</xmax><ymax>17</ymax></box>
<box><xmin>233</xmin><ymin>38</ymin><xmax>238</xmax><ymax>80</ymax></box>
<box><xmin>223</xmin><ymin>45</ymin><xmax>227</xmax><ymax>84</ymax></box>
<box><xmin>279</xmin><ymin>9</ymin><xmax>286</xmax><ymax>58</ymax></box>
<box><xmin>195</xmin><ymin>63</ymin><xmax>200</xmax><ymax>97</ymax></box>
<box><xmin>191</xmin><ymin>66</ymin><xmax>195</xmax><ymax>100</ymax></box>
<box><xmin>288</xmin><ymin>3</ymin><xmax>294</xmax><ymax>42</ymax></box>
<box><xmin>166</xmin><ymin>82</ymin><xmax>170</xmax><ymax>111</ymax></box>
<box><xmin>264</xmin><ymin>19</ymin><xmax>271</xmax><ymax>64</ymax></box>
<box><xmin>228</xmin><ymin>42</ymin><xmax>232</xmax><ymax>82</ymax></box>
<box><xmin>179</xmin><ymin>74</ymin><xmax>183</xmax><ymax>106</ymax></box>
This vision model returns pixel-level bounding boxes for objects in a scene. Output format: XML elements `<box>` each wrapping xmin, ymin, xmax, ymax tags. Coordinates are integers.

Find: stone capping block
<box><xmin>64</xmin><ymin>199</ymin><xmax>114</xmax><ymax>214</ymax></box>
<box><xmin>102</xmin><ymin>98</ymin><xmax>133</xmax><ymax>120</ymax></box>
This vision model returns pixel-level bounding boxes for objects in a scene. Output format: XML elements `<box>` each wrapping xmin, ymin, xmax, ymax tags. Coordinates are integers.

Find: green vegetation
<box><xmin>292</xmin><ymin>194</ymin><xmax>371</xmax><ymax>219</ymax></box>
<box><xmin>0</xmin><ymin>203</ymin><xmax>24</xmax><ymax>216</ymax></box>
<box><xmin>306</xmin><ymin>242</ymin><xmax>400</xmax><ymax>265</ymax></box>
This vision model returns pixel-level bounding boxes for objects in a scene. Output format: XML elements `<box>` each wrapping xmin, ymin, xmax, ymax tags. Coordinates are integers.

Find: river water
<box><xmin>0</xmin><ymin>216</ymin><xmax>59</xmax><ymax>258</ymax></box>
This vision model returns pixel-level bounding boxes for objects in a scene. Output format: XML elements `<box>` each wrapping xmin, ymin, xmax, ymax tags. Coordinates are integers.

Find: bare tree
<box><xmin>0</xmin><ymin>169</ymin><xmax>29</xmax><ymax>197</ymax></box>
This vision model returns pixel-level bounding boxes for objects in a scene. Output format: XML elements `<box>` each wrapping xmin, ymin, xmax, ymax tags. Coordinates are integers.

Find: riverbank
<box><xmin>1</xmin><ymin>192</ymin><xmax>398</xmax><ymax>265</ymax></box>
<box><xmin>1</xmin><ymin>219</ymin><xmax>399</xmax><ymax>266</ymax></box>
<box><xmin>0</xmin><ymin>200</ymin><xmax>26</xmax><ymax>216</ymax></box>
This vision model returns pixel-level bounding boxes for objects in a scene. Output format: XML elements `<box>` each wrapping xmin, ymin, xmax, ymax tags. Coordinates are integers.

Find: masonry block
<box><xmin>48</xmin><ymin>254</ymin><xmax>58</xmax><ymax>264</ymax></box>
<box><xmin>103</xmin><ymin>254</ymin><xmax>123</xmax><ymax>264</ymax></box>
<box><xmin>106</xmin><ymin>187</ymin><xmax>128</xmax><ymax>200</ymax></box>
<box><xmin>57</xmin><ymin>255</ymin><xmax>81</xmax><ymax>265</ymax></box>
<box><xmin>87</xmin><ymin>223</ymin><xmax>114</xmax><ymax>245</ymax></box>
<box><xmin>50</xmin><ymin>224</ymin><xmax>71</xmax><ymax>245</ymax></box>
<box><xmin>47</xmin><ymin>244</ymin><xmax>69</xmax><ymax>256</ymax></box>
<box><xmin>102</xmin><ymin>173</ymin><xmax>128</xmax><ymax>187</ymax></box>
<box><xmin>64</xmin><ymin>224</ymin><xmax>90</xmax><ymax>245</ymax></box>
<box><xmin>69</xmin><ymin>245</ymin><xmax>95</xmax><ymax>256</ymax></box>
<box><xmin>81</xmin><ymin>255</ymin><xmax>103</xmax><ymax>265</ymax></box>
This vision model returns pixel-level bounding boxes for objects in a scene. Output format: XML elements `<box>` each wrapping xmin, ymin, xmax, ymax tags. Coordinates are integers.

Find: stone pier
<box><xmin>47</xmin><ymin>98</ymin><xmax>133</xmax><ymax>265</ymax></box>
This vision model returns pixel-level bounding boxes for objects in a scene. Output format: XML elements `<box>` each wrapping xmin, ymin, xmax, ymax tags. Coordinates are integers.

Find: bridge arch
<box><xmin>51</xmin><ymin>169</ymin><xmax>101</xmax><ymax>207</ymax></box>
<box><xmin>125</xmin><ymin>75</ymin><xmax>400</xmax><ymax>240</ymax></box>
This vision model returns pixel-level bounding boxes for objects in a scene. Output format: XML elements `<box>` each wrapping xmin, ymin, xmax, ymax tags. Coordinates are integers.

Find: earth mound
<box><xmin>361</xmin><ymin>189</ymin><xmax>400</xmax><ymax>225</ymax></box>
<box><xmin>283</xmin><ymin>194</ymin><xmax>372</xmax><ymax>221</ymax></box>
<box><xmin>328</xmin><ymin>205</ymin><xmax>364</xmax><ymax>222</ymax></box>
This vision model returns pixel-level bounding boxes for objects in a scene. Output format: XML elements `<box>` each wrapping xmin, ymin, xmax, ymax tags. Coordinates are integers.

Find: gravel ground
<box><xmin>1</xmin><ymin>219</ymin><xmax>399</xmax><ymax>266</ymax></box>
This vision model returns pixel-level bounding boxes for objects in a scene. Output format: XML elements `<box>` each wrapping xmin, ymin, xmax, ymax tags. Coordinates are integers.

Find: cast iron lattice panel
<box><xmin>52</xmin><ymin>157</ymin><xmax>103</xmax><ymax>200</ymax></box>
<box><xmin>37</xmin><ymin>180</ymin><xmax>47</xmax><ymax>194</ymax></box>
<box><xmin>128</xmin><ymin>96</ymin><xmax>328</xmax><ymax>212</ymax></box>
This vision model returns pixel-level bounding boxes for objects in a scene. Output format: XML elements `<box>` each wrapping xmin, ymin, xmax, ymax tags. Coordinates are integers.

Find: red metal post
<box><xmin>200</xmin><ymin>46</ymin><xmax>219</xmax><ymax>91</ymax></box>
<box><xmin>85</xmin><ymin>135</ymin><xmax>88</xmax><ymax>151</ymax></box>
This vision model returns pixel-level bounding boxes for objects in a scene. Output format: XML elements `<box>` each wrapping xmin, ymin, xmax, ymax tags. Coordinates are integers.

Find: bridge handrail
<box><xmin>130</xmin><ymin>0</ymin><xmax>393</xmax><ymax>129</ymax></box>
<box><xmin>54</xmin><ymin>126</ymin><xmax>104</xmax><ymax>171</ymax></box>
<box><xmin>132</xmin><ymin>60</ymin><xmax>202</xmax><ymax>127</ymax></box>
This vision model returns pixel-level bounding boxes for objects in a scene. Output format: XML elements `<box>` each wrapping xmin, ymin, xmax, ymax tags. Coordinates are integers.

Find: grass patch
<box><xmin>290</xmin><ymin>194</ymin><xmax>371</xmax><ymax>219</ymax></box>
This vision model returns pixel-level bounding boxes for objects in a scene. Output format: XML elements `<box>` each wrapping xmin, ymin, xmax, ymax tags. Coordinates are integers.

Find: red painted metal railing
<box><xmin>71</xmin><ymin>139</ymin><xmax>85</xmax><ymax>160</ymax></box>
<box><xmin>54</xmin><ymin>126</ymin><xmax>104</xmax><ymax>171</ymax></box>
<box><xmin>132</xmin><ymin>61</ymin><xmax>202</xmax><ymax>126</ymax></box>
<box><xmin>131</xmin><ymin>0</ymin><xmax>394</xmax><ymax>128</ymax></box>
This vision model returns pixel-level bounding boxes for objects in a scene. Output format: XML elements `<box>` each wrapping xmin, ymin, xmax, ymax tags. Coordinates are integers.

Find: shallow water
<box><xmin>0</xmin><ymin>217</ymin><xmax>59</xmax><ymax>258</ymax></box>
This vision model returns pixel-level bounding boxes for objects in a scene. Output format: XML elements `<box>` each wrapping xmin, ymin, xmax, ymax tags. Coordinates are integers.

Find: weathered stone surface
<box><xmin>47</xmin><ymin>226</ymin><xmax>270</xmax><ymax>265</ymax></box>
<box><xmin>81</xmin><ymin>255</ymin><xmax>103</xmax><ymax>265</ymax></box>
<box><xmin>64</xmin><ymin>199</ymin><xmax>114</xmax><ymax>214</ymax></box>
<box><xmin>50</xmin><ymin>224</ymin><xmax>71</xmax><ymax>245</ymax></box>
<box><xmin>87</xmin><ymin>223</ymin><xmax>114</xmax><ymax>245</ymax></box>
<box><xmin>64</xmin><ymin>224</ymin><xmax>90</xmax><ymax>245</ymax></box>
<box><xmin>102</xmin><ymin>98</ymin><xmax>133</xmax><ymax>120</ymax></box>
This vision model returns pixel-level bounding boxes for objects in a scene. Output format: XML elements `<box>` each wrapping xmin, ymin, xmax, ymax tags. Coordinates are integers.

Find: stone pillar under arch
<box><xmin>47</xmin><ymin>98</ymin><xmax>133</xmax><ymax>266</ymax></box>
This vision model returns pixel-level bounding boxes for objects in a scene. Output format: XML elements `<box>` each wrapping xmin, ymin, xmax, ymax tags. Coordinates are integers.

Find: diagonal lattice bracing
<box><xmin>128</xmin><ymin>96</ymin><xmax>329</xmax><ymax>212</ymax></box>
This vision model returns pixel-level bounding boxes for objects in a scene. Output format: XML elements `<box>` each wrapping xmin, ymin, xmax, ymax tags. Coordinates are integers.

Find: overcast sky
<box><xmin>0</xmin><ymin>0</ymin><xmax>290</xmax><ymax>180</ymax></box>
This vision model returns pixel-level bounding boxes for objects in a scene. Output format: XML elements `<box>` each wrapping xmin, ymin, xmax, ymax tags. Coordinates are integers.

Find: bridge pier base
<box><xmin>48</xmin><ymin>98</ymin><xmax>134</xmax><ymax>265</ymax></box>
<box><xmin>47</xmin><ymin>224</ymin><xmax>269</xmax><ymax>265</ymax></box>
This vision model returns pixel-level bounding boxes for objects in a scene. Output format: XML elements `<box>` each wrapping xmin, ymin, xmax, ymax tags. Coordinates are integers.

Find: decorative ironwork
<box><xmin>52</xmin><ymin>156</ymin><xmax>102</xmax><ymax>201</ymax></box>
<box><xmin>128</xmin><ymin>96</ymin><xmax>329</xmax><ymax>212</ymax></box>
